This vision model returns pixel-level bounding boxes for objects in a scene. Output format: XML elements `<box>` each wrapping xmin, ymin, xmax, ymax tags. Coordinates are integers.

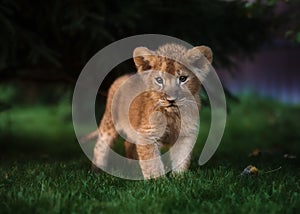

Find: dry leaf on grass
<box><xmin>240</xmin><ymin>165</ymin><xmax>282</xmax><ymax>177</ymax></box>
<box><xmin>240</xmin><ymin>165</ymin><xmax>259</xmax><ymax>176</ymax></box>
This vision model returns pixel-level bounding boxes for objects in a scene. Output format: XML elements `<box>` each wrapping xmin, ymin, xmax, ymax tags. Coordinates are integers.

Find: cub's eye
<box><xmin>155</xmin><ymin>77</ymin><xmax>163</xmax><ymax>84</ymax></box>
<box><xmin>179</xmin><ymin>76</ymin><xmax>188</xmax><ymax>83</ymax></box>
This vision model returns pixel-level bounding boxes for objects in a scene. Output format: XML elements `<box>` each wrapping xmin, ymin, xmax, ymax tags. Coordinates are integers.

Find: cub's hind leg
<box><xmin>92</xmin><ymin>114</ymin><xmax>118</xmax><ymax>172</ymax></box>
<box><xmin>92</xmin><ymin>75</ymin><xmax>130</xmax><ymax>172</ymax></box>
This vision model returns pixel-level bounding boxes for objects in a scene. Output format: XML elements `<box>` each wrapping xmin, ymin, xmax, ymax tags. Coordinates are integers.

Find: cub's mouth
<box><xmin>158</xmin><ymin>99</ymin><xmax>178</xmax><ymax>108</ymax></box>
<box><xmin>167</xmin><ymin>103</ymin><xmax>177</xmax><ymax>108</ymax></box>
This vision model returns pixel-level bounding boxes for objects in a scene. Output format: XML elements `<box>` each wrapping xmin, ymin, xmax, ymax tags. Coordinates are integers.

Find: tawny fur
<box><xmin>92</xmin><ymin>43</ymin><xmax>213</xmax><ymax>179</ymax></box>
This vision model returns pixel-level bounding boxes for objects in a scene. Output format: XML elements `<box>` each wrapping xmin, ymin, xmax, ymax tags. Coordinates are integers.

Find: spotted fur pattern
<box><xmin>92</xmin><ymin>43</ymin><xmax>213</xmax><ymax>179</ymax></box>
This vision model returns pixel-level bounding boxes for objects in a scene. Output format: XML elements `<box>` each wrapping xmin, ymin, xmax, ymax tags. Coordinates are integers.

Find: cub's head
<box><xmin>133</xmin><ymin>43</ymin><xmax>213</xmax><ymax>107</ymax></box>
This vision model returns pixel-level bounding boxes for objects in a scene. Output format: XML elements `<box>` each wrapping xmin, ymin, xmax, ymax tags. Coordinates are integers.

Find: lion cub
<box><xmin>92</xmin><ymin>43</ymin><xmax>213</xmax><ymax>179</ymax></box>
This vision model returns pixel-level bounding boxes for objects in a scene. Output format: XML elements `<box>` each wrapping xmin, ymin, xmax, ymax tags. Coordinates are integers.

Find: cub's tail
<box><xmin>79</xmin><ymin>130</ymin><xmax>98</xmax><ymax>143</ymax></box>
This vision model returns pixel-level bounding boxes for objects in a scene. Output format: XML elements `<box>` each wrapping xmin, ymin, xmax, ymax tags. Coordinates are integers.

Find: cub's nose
<box><xmin>166</xmin><ymin>96</ymin><xmax>177</xmax><ymax>103</ymax></box>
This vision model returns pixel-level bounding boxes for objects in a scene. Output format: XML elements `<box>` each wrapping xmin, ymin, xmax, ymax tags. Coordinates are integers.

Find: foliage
<box><xmin>245</xmin><ymin>0</ymin><xmax>300</xmax><ymax>44</ymax></box>
<box><xmin>0</xmin><ymin>0</ymin><xmax>284</xmax><ymax>84</ymax></box>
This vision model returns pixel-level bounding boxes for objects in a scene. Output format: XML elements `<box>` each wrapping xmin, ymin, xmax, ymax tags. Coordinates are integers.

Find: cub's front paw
<box><xmin>171</xmin><ymin>170</ymin><xmax>187</xmax><ymax>178</ymax></box>
<box><xmin>142</xmin><ymin>166</ymin><xmax>166</xmax><ymax>180</ymax></box>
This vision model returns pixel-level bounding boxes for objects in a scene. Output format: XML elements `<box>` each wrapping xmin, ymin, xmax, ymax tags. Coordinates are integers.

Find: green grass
<box><xmin>1</xmin><ymin>161</ymin><xmax>299</xmax><ymax>214</ymax></box>
<box><xmin>0</xmin><ymin>95</ymin><xmax>300</xmax><ymax>213</ymax></box>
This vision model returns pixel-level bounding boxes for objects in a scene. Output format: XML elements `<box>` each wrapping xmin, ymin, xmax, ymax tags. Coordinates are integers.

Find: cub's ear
<box><xmin>185</xmin><ymin>45</ymin><xmax>213</xmax><ymax>64</ymax></box>
<box><xmin>185</xmin><ymin>46</ymin><xmax>213</xmax><ymax>79</ymax></box>
<box><xmin>133</xmin><ymin>47</ymin><xmax>154</xmax><ymax>71</ymax></box>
